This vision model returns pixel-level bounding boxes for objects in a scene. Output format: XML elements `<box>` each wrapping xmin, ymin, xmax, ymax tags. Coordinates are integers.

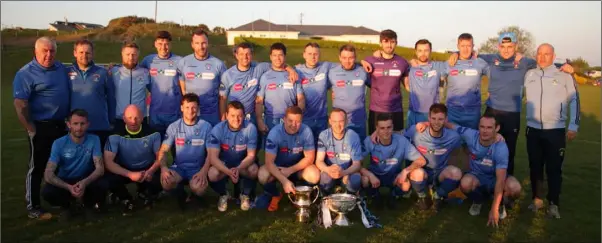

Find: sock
<box><xmin>209</xmin><ymin>178</ymin><xmax>228</xmax><ymax>196</ymax></box>
<box><xmin>410</xmin><ymin>179</ymin><xmax>427</xmax><ymax>198</ymax></box>
<box><xmin>436</xmin><ymin>179</ymin><xmax>460</xmax><ymax>199</ymax></box>
<box><xmin>263</xmin><ymin>181</ymin><xmax>280</xmax><ymax>197</ymax></box>
<box><xmin>240</xmin><ymin>177</ymin><xmax>256</xmax><ymax>196</ymax></box>
<box><xmin>346</xmin><ymin>174</ymin><xmax>362</xmax><ymax>193</ymax></box>
<box><xmin>467</xmin><ymin>189</ymin><xmax>485</xmax><ymax>204</ymax></box>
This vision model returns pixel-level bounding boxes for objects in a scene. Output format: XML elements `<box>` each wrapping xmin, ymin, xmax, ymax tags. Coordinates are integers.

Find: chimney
<box><xmin>64</xmin><ymin>16</ymin><xmax>68</xmax><ymax>25</ymax></box>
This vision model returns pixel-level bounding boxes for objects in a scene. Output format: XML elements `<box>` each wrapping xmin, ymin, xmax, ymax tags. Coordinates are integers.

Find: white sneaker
<box><xmin>240</xmin><ymin>194</ymin><xmax>251</xmax><ymax>211</ymax></box>
<box><xmin>499</xmin><ymin>205</ymin><xmax>507</xmax><ymax>219</ymax></box>
<box><xmin>469</xmin><ymin>203</ymin><xmax>482</xmax><ymax>216</ymax></box>
<box><xmin>218</xmin><ymin>194</ymin><xmax>229</xmax><ymax>212</ymax></box>
<box><xmin>548</xmin><ymin>205</ymin><xmax>561</xmax><ymax>219</ymax></box>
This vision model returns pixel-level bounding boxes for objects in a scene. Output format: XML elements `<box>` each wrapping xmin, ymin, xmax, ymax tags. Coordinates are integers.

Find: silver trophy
<box><xmin>324</xmin><ymin>193</ymin><xmax>358</xmax><ymax>226</ymax></box>
<box><xmin>288</xmin><ymin>185</ymin><xmax>320</xmax><ymax>223</ymax></box>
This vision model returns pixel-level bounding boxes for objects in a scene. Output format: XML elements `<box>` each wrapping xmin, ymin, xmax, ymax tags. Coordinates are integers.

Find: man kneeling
<box><xmin>255</xmin><ymin>106</ymin><xmax>320</xmax><ymax>211</ymax></box>
<box><xmin>316</xmin><ymin>108</ymin><xmax>362</xmax><ymax>195</ymax></box>
<box><xmin>104</xmin><ymin>105</ymin><xmax>163</xmax><ymax>215</ymax></box>
<box><xmin>207</xmin><ymin>101</ymin><xmax>259</xmax><ymax>212</ymax></box>
<box><xmin>158</xmin><ymin>94</ymin><xmax>213</xmax><ymax>210</ymax></box>
<box><xmin>360</xmin><ymin>113</ymin><xmax>426</xmax><ymax>208</ymax></box>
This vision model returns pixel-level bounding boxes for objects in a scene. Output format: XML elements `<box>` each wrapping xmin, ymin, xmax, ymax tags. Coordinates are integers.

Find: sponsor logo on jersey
<box><xmin>336</xmin><ymin>80</ymin><xmax>346</xmax><ymax>87</ymax></box>
<box><xmin>315</xmin><ymin>73</ymin><xmax>326</xmax><ymax>81</ymax></box>
<box><xmin>450</xmin><ymin>69</ymin><xmax>459</xmax><ymax>76</ymax></box>
<box><xmin>176</xmin><ymin>138</ymin><xmax>185</xmax><ymax>146</ymax></box>
<box><xmin>235</xmin><ymin>144</ymin><xmax>247</xmax><ymax>151</ymax></box>
<box><xmin>205</xmin><ymin>63</ymin><xmax>212</xmax><ymax>70</ymax></box>
<box><xmin>164</xmin><ymin>69</ymin><xmax>177</xmax><ymax>77</ymax></box>
<box><xmin>282</xmin><ymin>82</ymin><xmax>294</xmax><ymax>90</ymax></box>
<box><xmin>201</xmin><ymin>72</ymin><xmax>215</xmax><ymax>80</ymax></box>
<box><xmin>186</xmin><ymin>72</ymin><xmax>196</xmax><ymax>80</ymax></box>
<box><xmin>464</xmin><ymin>69</ymin><xmax>478</xmax><ymax>76</ymax></box>
<box><xmin>267</xmin><ymin>83</ymin><xmax>277</xmax><ymax>90</ymax></box>
<box><xmin>280</xmin><ymin>147</ymin><xmax>289</xmax><ymax>153</ymax></box>
<box><xmin>301</xmin><ymin>78</ymin><xmax>310</xmax><ymax>85</ymax></box>
<box><xmin>247</xmin><ymin>79</ymin><xmax>258</xmax><ymax>87</ymax></box>
<box><xmin>191</xmin><ymin>139</ymin><xmax>205</xmax><ymax>146</ymax></box>
<box><xmin>326</xmin><ymin>151</ymin><xmax>335</xmax><ymax>158</ymax></box>
<box><xmin>338</xmin><ymin>153</ymin><xmax>351</xmax><ymax>161</ymax></box>
<box><xmin>233</xmin><ymin>84</ymin><xmax>243</xmax><ymax>91</ymax></box>
<box><xmin>351</xmin><ymin>80</ymin><xmax>364</xmax><ymax>86</ymax></box>
<box><xmin>150</xmin><ymin>68</ymin><xmax>159</xmax><ymax>76</ymax></box>
<box><xmin>481</xmin><ymin>158</ymin><xmax>493</xmax><ymax>167</ymax></box>
<box><xmin>385</xmin><ymin>158</ymin><xmax>398</xmax><ymax>164</ymax></box>
<box><xmin>415</xmin><ymin>70</ymin><xmax>424</xmax><ymax>77</ymax></box>
<box><xmin>427</xmin><ymin>70</ymin><xmax>437</xmax><ymax>78</ymax></box>
<box><xmin>220</xmin><ymin>144</ymin><xmax>229</xmax><ymax>150</ymax></box>
<box><xmin>291</xmin><ymin>147</ymin><xmax>303</xmax><ymax>154</ymax></box>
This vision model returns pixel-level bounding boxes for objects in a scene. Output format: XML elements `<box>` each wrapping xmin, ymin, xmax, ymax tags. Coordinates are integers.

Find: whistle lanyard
<box><xmin>375</xmin><ymin>138</ymin><xmax>396</xmax><ymax>164</ymax></box>
<box><xmin>329</xmin><ymin>129</ymin><xmax>347</xmax><ymax>160</ymax></box>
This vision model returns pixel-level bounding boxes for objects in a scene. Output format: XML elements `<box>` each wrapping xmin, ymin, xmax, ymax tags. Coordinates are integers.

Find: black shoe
<box><xmin>143</xmin><ymin>198</ymin><xmax>154</xmax><ymax>210</ymax></box>
<box><xmin>122</xmin><ymin>200</ymin><xmax>135</xmax><ymax>216</ymax></box>
<box><xmin>416</xmin><ymin>197</ymin><xmax>431</xmax><ymax>211</ymax></box>
<box><xmin>107</xmin><ymin>193</ymin><xmax>120</xmax><ymax>206</ymax></box>
<box><xmin>177</xmin><ymin>190</ymin><xmax>189</xmax><ymax>212</ymax></box>
<box><xmin>58</xmin><ymin>206</ymin><xmax>76</xmax><ymax>221</ymax></box>
<box><xmin>433</xmin><ymin>198</ymin><xmax>445</xmax><ymax>213</ymax></box>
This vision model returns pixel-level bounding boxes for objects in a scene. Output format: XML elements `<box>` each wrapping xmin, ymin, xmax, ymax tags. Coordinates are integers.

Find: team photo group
<box><xmin>13</xmin><ymin>27</ymin><xmax>579</xmax><ymax>228</ymax></box>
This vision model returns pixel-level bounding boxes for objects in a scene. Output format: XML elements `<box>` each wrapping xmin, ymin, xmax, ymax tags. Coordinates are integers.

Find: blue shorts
<box><xmin>200</xmin><ymin>112</ymin><xmax>221</xmax><ymax>127</ymax></box>
<box><xmin>170</xmin><ymin>165</ymin><xmax>201</xmax><ymax>182</ymax></box>
<box><xmin>303</xmin><ymin>117</ymin><xmax>328</xmax><ymax>143</ymax></box>
<box><xmin>425</xmin><ymin>167</ymin><xmax>443</xmax><ymax>186</ymax></box>
<box><xmin>149</xmin><ymin>113</ymin><xmax>181</xmax><ymax>138</ymax></box>
<box><xmin>374</xmin><ymin>170</ymin><xmax>402</xmax><ymax>188</ymax></box>
<box><xmin>447</xmin><ymin>106</ymin><xmax>481</xmax><ymax>130</ymax></box>
<box><xmin>470</xmin><ymin>172</ymin><xmax>496</xmax><ymax>194</ymax></box>
<box><xmin>407</xmin><ymin>110</ymin><xmax>429</xmax><ymax>127</ymax></box>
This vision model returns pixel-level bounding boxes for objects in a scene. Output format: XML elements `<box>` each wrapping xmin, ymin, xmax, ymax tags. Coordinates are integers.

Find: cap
<box><xmin>498</xmin><ymin>32</ymin><xmax>517</xmax><ymax>44</ymax></box>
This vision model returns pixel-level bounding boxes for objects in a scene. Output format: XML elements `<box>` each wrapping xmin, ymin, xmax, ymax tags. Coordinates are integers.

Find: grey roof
<box><xmin>230</xmin><ymin>19</ymin><xmax>379</xmax><ymax>36</ymax></box>
<box><xmin>49</xmin><ymin>21</ymin><xmax>104</xmax><ymax>31</ymax></box>
<box><xmin>49</xmin><ymin>24</ymin><xmax>78</xmax><ymax>31</ymax></box>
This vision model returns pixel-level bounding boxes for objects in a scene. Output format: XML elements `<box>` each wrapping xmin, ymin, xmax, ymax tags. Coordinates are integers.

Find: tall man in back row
<box><xmin>13</xmin><ymin>37</ymin><xmax>70</xmax><ymax>220</ymax></box>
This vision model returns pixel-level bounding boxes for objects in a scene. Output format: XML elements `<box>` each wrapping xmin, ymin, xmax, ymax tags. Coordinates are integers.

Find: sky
<box><xmin>2</xmin><ymin>1</ymin><xmax>600</xmax><ymax>65</ymax></box>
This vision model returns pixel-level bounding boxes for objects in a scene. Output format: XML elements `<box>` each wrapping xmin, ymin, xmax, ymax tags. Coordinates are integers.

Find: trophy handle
<box><xmin>287</xmin><ymin>193</ymin><xmax>296</xmax><ymax>205</ymax></box>
<box><xmin>311</xmin><ymin>185</ymin><xmax>321</xmax><ymax>204</ymax></box>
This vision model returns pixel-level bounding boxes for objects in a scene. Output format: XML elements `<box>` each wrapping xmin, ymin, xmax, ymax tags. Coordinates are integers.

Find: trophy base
<box><xmin>334</xmin><ymin>213</ymin><xmax>350</xmax><ymax>226</ymax></box>
<box><xmin>295</xmin><ymin>208</ymin><xmax>311</xmax><ymax>223</ymax></box>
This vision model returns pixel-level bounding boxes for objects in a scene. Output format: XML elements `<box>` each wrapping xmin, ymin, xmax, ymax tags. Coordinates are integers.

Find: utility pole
<box><xmin>300</xmin><ymin>13</ymin><xmax>304</xmax><ymax>25</ymax></box>
<box><xmin>154</xmin><ymin>0</ymin><xmax>158</xmax><ymax>23</ymax></box>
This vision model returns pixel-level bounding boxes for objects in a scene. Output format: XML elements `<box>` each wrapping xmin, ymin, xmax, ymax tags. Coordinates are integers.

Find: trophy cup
<box><xmin>288</xmin><ymin>185</ymin><xmax>320</xmax><ymax>223</ymax></box>
<box><xmin>324</xmin><ymin>193</ymin><xmax>358</xmax><ymax>226</ymax></box>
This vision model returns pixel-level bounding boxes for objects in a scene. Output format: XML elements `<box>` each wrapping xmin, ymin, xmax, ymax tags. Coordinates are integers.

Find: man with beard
<box><xmin>207</xmin><ymin>101</ymin><xmax>258</xmax><ymax>212</ymax></box>
<box><xmin>42</xmin><ymin>109</ymin><xmax>107</xmax><ymax>220</ymax></box>
<box><xmin>14</xmin><ymin>37</ymin><xmax>70</xmax><ymax>219</ymax></box>
<box><xmin>109</xmin><ymin>42</ymin><xmax>151</xmax><ymax>133</ymax></box>
<box><xmin>141</xmin><ymin>31</ymin><xmax>183</xmax><ymax>142</ymax></box>
<box><xmin>178</xmin><ymin>29</ymin><xmax>226</xmax><ymax>126</ymax></box>
<box><xmin>315</xmin><ymin>108</ymin><xmax>362</xmax><ymax>196</ymax></box>
<box><xmin>68</xmin><ymin>39</ymin><xmax>115</xmax><ymax>147</ymax></box>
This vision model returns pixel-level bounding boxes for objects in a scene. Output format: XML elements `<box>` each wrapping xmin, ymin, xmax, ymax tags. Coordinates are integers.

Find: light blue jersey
<box><xmin>257</xmin><ymin>68</ymin><xmax>303</xmax><ymax>119</ymax></box>
<box><xmin>109</xmin><ymin>65</ymin><xmax>151</xmax><ymax>119</ymax></box>
<box><xmin>317</xmin><ymin>128</ymin><xmax>362</xmax><ymax>170</ymax></box>
<box><xmin>296</xmin><ymin>62</ymin><xmax>333</xmax><ymax>120</ymax></box>
<box><xmin>404</xmin><ymin>126</ymin><xmax>462</xmax><ymax>171</ymax></box>
<box><xmin>163</xmin><ymin>118</ymin><xmax>213</xmax><ymax>171</ymax></box>
<box><xmin>141</xmin><ymin>53</ymin><xmax>183</xmax><ymax>116</ymax></box>
<box><xmin>444</xmin><ymin>58</ymin><xmax>489</xmax><ymax>108</ymax></box>
<box><xmin>49</xmin><ymin>134</ymin><xmax>102</xmax><ymax>180</ymax></box>
<box><xmin>265</xmin><ymin>124</ymin><xmax>314</xmax><ymax>167</ymax></box>
<box><xmin>408</xmin><ymin>62</ymin><xmax>447</xmax><ymax>113</ymax></box>
<box><xmin>455</xmin><ymin>126</ymin><xmax>509</xmax><ymax>179</ymax></box>
<box><xmin>207</xmin><ymin>120</ymin><xmax>258</xmax><ymax>167</ymax></box>
<box><xmin>363</xmin><ymin>134</ymin><xmax>422</xmax><ymax>176</ymax></box>
<box><xmin>328</xmin><ymin>64</ymin><xmax>370</xmax><ymax>124</ymax></box>
<box><xmin>105</xmin><ymin>124</ymin><xmax>161</xmax><ymax>171</ymax></box>
<box><xmin>219</xmin><ymin>62</ymin><xmax>271</xmax><ymax>117</ymax></box>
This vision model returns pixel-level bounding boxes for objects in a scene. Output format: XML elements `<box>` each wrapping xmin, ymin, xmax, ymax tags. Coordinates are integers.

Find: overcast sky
<box><xmin>2</xmin><ymin>1</ymin><xmax>600</xmax><ymax>65</ymax></box>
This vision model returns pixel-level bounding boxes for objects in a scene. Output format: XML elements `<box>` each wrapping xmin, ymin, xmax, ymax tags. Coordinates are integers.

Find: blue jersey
<box><xmin>445</xmin><ymin>58</ymin><xmax>489</xmax><ymax>108</ymax></box>
<box><xmin>363</xmin><ymin>134</ymin><xmax>422</xmax><ymax>176</ymax></box>
<box><xmin>265</xmin><ymin>124</ymin><xmax>315</xmax><ymax>167</ymax></box>
<box><xmin>404</xmin><ymin>126</ymin><xmax>462</xmax><ymax>171</ymax></box>
<box><xmin>105</xmin><ymin>124</ymin><xmax>161</xmax><ymax>171</ymax></box>
<box><xmin>296</xmin><ymin>62</ymin><xmax>333</xmax><ymax>120</ymax></box>
<box><xmin>67</xmin><ymin>63</ymin><xmax>115</xmax><ymax>131</ymax></box>
<box><xmin>177</xmin><ymin>54</ymin><xmax>226</xmax><ymax>118</ymax></box>
<box><xmin>13</xmin><ymin>59</ymin><xmax>70</xmax><ymax>121</ymax></box>
<box><xmin>317</xmin><ymin>128</ymin><xmax>362</xmax><ymax>170</ymax></box>
<box><xmin>109</xmin><ymin>65</ymin><xmax>151</xmax><ymax>119</ymax></box>
<box><xmin>141</xmin><ymin>53</ymin><xmax>183</xmax><ymax>116</ymax></box>
<box><xmin>164</xmin><ymin>118</ymin><xmax>213</xmax><ymax>171</ymax></box>
<box><xmin>49</xmin><ymin>134</ymin><xmax>102</xmax><ymax>180</ymax></box>
<box><xmin>328</xmin><ymin>64</ymin><xmax>370</xmax><ymax>124</ymax></box>
<box><xmin>219</xmin><ymin>62</ymin><xmax>271</xmax><ymax>116</ymax></box>
<box><xmin>408</xmin><ymin>62</ymin><xmax>447</xmax><ymax>113</ymax></box>
<box><xmin>207</xmin><ymin>120</ymin><xmax>258</xmax><ymax>166</ymax></box>
<box><xmin>454</xmin><ymin>126</ymin><xmax>509</xmax><ymax>179</ymax></box>
<box><xmin>257</xmin><ymin>68</ymin><xmax>303</xmax><ymax>119</ymax></box>
<box><xmin>480</xmin><ymin>54</ymin><xmax>537</xmax><ymax>112</ymax></box>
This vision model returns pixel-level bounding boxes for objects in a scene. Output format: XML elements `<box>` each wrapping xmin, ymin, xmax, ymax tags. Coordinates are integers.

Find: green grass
<box><xmin>2</xmin><ymin>40</ymin><xmax>600</xmax><ymax>242</ymax></box>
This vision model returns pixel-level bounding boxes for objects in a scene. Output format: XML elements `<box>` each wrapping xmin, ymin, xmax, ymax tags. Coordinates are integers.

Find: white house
<box><xmin>226</xmin><ymin>19</ymin><xmax>380</xmax><ymax>46</ymax></box>
<box><xmin>587</xmin><ymin>70</ymin><xmax>601</xmax><ymax>78</ymax></box>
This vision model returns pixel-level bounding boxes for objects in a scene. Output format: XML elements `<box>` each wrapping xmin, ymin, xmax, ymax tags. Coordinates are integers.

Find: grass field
<box><xmin>1</xmin><ymin>39</ymin><xmax>600</xmax><ymax>242</ymax></box>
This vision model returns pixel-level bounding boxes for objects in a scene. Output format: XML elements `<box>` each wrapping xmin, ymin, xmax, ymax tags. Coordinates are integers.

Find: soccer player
<box><xmin>103</xmin><ymin>105</ymin><xmax>163</xmax><ymax>214</ymax></box>
<box><xmin>140</xmin><ymin>31</ymin><xmax>183</xmax><ymax>140</ymax></box>
<box><xmin>42</xmin><ymin>109</ymin><xmax>106</xmax><ymax>220</ymax></box>
<box><xmin>315</xmin><ymin>108</ymin><xmax>362</xmax><ymax>195</ymax></box>
<box><xmin>328</xmin><ymin>44</ymin><xmax>370</xmax><ymax>143</ymax></box>
<box><xmin>207</xmin><ymin>101</ymin><xmax>258</xmax><ymax>212</ymax></box>
<box><xmin>177</xmin><ymin>29</ymin><xmax>226</xmax><ymax>126</ymax></box>
<box><xmin>68</xmin><ymin>39</ymin><xmax>115</xmax><ymax>147</ymax></box>
<box><xmin>442</xmin><ymin>114</ymin><xmax>521</xmax><ymax>227</ymax></box>
<box><xmin>255</xmin><ymin>43</ymin><xmax>304</xmax><ymax>134</ymax></box>
<box><xmin>13</xmin><ymin>37</ymin><xmax>70</xmax><ymax>219</ymax></box>
<box><xmin>109</xmin><ymin>42</ymin><xmax>151</xmax><ymax>132</ymax></box>
<box><xmin>363</xmin><ymin>29</ymin><xmax>410</xmax><ymax>134</ymax></box>
<box><xmin>255</xmin><ymin>106</ymin><xmax>320</xmax><ymax>211</ymax></box>
<box><xmin>158</xmin><ymin>94</ymin><xmax>213</xmax><ymax>210</ymax></box>
<box><xmin>404</xmin><ymin>104</ymin><xmax>463</xmax><ymax>211</ymax></box>
<box><xmin>523</xmin><ymin>43</ymin><xmax>579</xmax><ymax>219</ymax></box>
<box><xmin>360</xmin><ymin>113</ymin><xmax>426</xmax><ymax>208</ymax></box>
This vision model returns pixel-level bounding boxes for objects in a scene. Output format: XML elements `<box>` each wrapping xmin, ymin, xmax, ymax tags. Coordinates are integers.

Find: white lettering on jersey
<box><xmin>164</xmin><ymin>69</ymin><xmax>177</xmax><ymax>77</ymax></box>
<box><xmin>191</xmin><ymin>139</ymin><xmax>205</xmax><ymax>146</ymax></box>
<box><xmin>247</xmin><ymin>79</ymin><xmax>258</xmax><ymax>87</ymax></box>
<box><xmin>464</xmin><ymin>69</ymin><xmax>478</xmax><ymax>76</ymax></box>
<box><xmin>351</xmin><ymin>80</ymin><xmax>364</xmax><ymax>86</ymax></box>
<box><xmin>202</xmin><ymin>73</ymin><xmax>216</xmax><ymax>80</ymax></box>
<box><xmin>385</xmin><ymin>158</ymin><xmax>398</xmax><ymax>164</ymax></box>
<box><xmin>427</xmin><ymin>70</ymin><xmax>437</xmax><ymax>77</ymax></box>
<box><xmin>282</xmin><ymin>82</ymin><xmax>294</xmax><ymax>90</ymax></box>
<box><xmin>315</xmin><ymin>73</ymin><xmax>326</xmax><ymax>81</ymax></box>
<box><xmin>338</xmin><ymin>153</ymin><xmax>351</xmax><ymax>161</ymax></box>
<box><xmin>389</xmin><ymin>69</ymin><xmax>402</xmax><ymax>76</ymax></box>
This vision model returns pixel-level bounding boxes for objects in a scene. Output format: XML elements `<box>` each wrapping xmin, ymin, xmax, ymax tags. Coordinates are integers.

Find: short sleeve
<box><xmin>402</xmin><ymin>138</ymin><xmax>422</xmax><ymax>161</ymax></box>
<box><xmin>257</xmin><ymin>73</ymin><xmax>267</xmax><ymax>98</ymax></box>
<box><xmin>176</xmin><ymin>58</ymin><xmax>185</xmax><ymax>81</ymax></box>
<box><xmin>140</xmin><ymin>56</ymin><xmax>150</xmax><ymax>69</ymax></box>
<box><xmin>454</xmin><ymin>126</ymin><xmax>478</xmax><ymax>146</ymax></box>
<box><xmin>49</xmin><ymin>140</ymin><xmax>61</xmax><ymax>164</ymax></box>
<box><xmin>436</xmin><ymin>61</ymin><xmax>448</xmax><ymax>77</ymax></box>
<box><xmin>152</xmin><ymin>133</ymin><xmax>161</xmax><ymax>153</ymax></box>
<box><xmin>255</xmin><ymin>62</ymin><xmax>271</xmax><ymax>76</ymax></box>
<box><xmin>403</xmin><ymin>125</ymin><xmax>416</xmax><ymax>141</ymax></box>
<box><xmin>494</xmin><ymin>143</ymin><xmax>509</xmax><ymax>170</ymax></box>
<box><xmin>246</xmin><ymin>124</ymin><xmax>258</xmax><ymax>150</ymax></box>
<box><xmin>478</xmin><ymin>58</ymin><xmax>490</xmax><ymax>76</ymax></box>
<box><xmin>163</xmin><ymin>123</ymin><xmax>176</xmax><ymax>147</ymax></box>
<box><xmin>350</xmin><ymin>133</ymin><xmax>363</xmax><ymax>161</ymax></box>
<box><xmin>207</xmin><ymin>125</ymin><xmax>221</xmax><ymax>150</ymax></box>
<box><xmin>92</xmin><ymin>136</ymin><xmax>102</xmax><ymax>157</ymax></box>
<box><xmin>104</xmin><ymin>135</ymin><xmax>118</xmax><ymax>153</ymax></box>
<box><xmin>295</xmin><ymin>78</ymin><xmax>304</xmax><ymax>95</ymax></box>
<box><xmin>219</xmin><ymin>72</ymin><xmax>230</xmax><ymax>97</ymax></box>
<box><xmin>317</xmin><ymin>131</ymin><xmax>328</xmax><ymax>153</ymax></box>
<box><xmin>13</xmin><ymin>71</ymin><xmax>32</xmax><ymax>100</ymax></box>
<box><xmin>362</xmin><ymin>137</ymin><xmax>373</xmax><ymax>157</ymax></box>
<box><xmin>302</xmin><ymin>127</ymin><xmax>315</xmax><ymax>151</ymax></box>
<box><xmin>265</xmin><ymin>129</ymin><xmax>279</xmax><ymax>155</ymax></box>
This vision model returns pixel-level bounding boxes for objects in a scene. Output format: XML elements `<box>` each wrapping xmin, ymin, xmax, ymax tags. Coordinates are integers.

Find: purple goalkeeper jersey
<box><xmin>364</xmin><ymin>55</ymin><xmax>410</xmax><ymax>113</ymax></box>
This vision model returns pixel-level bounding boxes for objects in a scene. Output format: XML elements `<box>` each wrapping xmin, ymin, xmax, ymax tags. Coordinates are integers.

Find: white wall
<box><xmin>226</xmin><ymin>31</ymin><xmax>300</xmax><ymax>45</ymax></box>
<box><xmin>319</xmin><ymin>35</ymin><xmax>380</xmax><ymax>44</ymax></box>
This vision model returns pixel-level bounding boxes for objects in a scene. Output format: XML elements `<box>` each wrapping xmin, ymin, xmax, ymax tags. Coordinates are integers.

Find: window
<box><xmin>260</xmin><ymin>34</ymin><xmax>267</xmax><ymax>37</ymax></box>
<box><xmin>280</xmin><ymin>35</ymin><xmax>286</xmax><ymax>38</ymax></box>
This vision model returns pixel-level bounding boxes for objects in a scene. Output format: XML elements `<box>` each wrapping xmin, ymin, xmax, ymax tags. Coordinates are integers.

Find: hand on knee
<box><xmin>409</xmin><ymin>169</ymin><xmax>426</xmax><ymax>182</ymax></box>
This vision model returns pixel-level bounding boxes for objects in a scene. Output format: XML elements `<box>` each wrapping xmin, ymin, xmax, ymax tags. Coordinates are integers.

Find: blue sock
<box><xmin>346</xmin><ymin>174</ymin><xmax>362</xmax><ymax>193</ymax></box>
<box><xmin>263</xmin><ymin>181</ymin><xmax>280</xmax><ymax>197</ymax></box>
<box><xmin>467</xmin><ymin>189</ymin><xmax>485</xmax><ymax>204</ymax></box>
<box><xmin>240</xmin><ymin>177</ymin><xmax>256</xmax><ymax>196</ymax></box>
<box><xmin>410</xmin><ymin>179</ymin><xmax>427</xmax><ymax>198</ymax></box>
<box><xmin>209</xmin><ymin>178</ymin><xmax>228</xmax><ymax>196</ymax></box>
<box><xmin>436</xmin><ymin>179</ymin><xmax>460</xmax><ymax>198</ymax></box>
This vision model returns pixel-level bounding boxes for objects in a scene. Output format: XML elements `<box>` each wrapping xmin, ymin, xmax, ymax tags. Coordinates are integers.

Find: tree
<box><xmin>478</xmin><ymin>26</ymin><xmax>536</xmax><ymax>58</ymax></box>
<box><xmin>212</xmin><ymin>26</ymin><xmax>225</xmax><ymax>35</ymax></box>
<box><xmin>569</xmin><ymin>57</ymin><xmax>590</xmax><ymax>74</ymax></box>
<box><xmin>197</xmin><ymin>24</ymin><xmax>210</xmax><ymax>33</ymax></box>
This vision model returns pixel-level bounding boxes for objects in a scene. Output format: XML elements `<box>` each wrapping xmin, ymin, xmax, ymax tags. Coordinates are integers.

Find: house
<box><xmin>226</xmin><ymin>19</ymin><xmax>380</xmax><ymax>46</ymax></box>
<box><xmin>586</xmin><ymin>70</ymin><xmax>601</xmax><ymax>78</ymax></box>
<box><xmin>48</xmin><ymin>19</ymin><xmax>104</xmax><ymax>32</ymax></box>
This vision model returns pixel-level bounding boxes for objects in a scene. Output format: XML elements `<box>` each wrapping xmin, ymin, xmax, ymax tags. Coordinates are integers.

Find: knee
<box><xmin>207</xmin><ymin>167</ymin><xmax>220</xmax><ymax>182</ymax></box>
<box><xmin>448</xmin><ymin>166</ymin><xmax>463</xmax><ymax>181</ymax></box>
<box><xmin>302</xmin><ymin>165</ymin><xmax>320</xmax><ymax>185</ymax></box>
<box><xmin>409</xmin><ymin>168</ymin><xmax>426</xmax><ymax>181</ymax></box>
<box><xmin>319</xmin><ymin>171</ymin><xmax>332</xmax><ymax>184</ymax></box>
<box><xmin>460</xmin><ymin>176</ymin><xmax>475</xmax><ymax>192</ymax></box>
<box><xmin>247</xmin><ymin>164</ymin><xmax>259</xmax><ymax>179</ymax></box>
<box><xmin>361</xmin><ymin>175</ymin><xmax>370</xmax><ymax>188</ymax></box>
<box><xmin>162</xmin><ymin>179</ymin><xmax>176</xmax><ymax>191</ymax></box>
<box><xmin>506</xmin><ymin>177</ymin><xmax>522</xmax><ymax>195</ymax></box>
<box><xmin>257</xmin><ymin>166</ymin><xmax>270</xmax><ymax>185</ymax></box>
<box><xmin>190</xmin><ymin>183</ymin><xmax>207</xmax><ymax>196</ymax></box>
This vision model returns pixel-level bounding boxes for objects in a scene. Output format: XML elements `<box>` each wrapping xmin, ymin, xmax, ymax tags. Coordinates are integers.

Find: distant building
<box><xmin>226</xmin><ymin>19</ymin><xmax>380</xmax><ymax>46</ymax></box>
<box><xmin>48</xmin><ymin>19</ymin><xmax>104</xmax><ymax>32</ymax></box>
<box><xmin>587</xmin><ymin>70</ymin><xmax>601</xmax><ymax>78</ymax></box>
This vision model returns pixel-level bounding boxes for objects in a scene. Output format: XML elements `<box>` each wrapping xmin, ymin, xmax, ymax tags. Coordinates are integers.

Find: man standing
<box><xmin>328</xmin><ymin>44</ymin><xmax>370</xmax><ymax>143</ymax></box>
<box><xmin>13</xmin><ymin>37</ymin><xmax>70</xmax><ymax>219</ymax></box>
<box><xmin>177</xmin><ymin>29</ymin><xmax>226</xmax><ymax>126</ymax></box>
<box><xmin>363</xmin><ymin>30</ymin><xmax>410</xmax><ymax>134</ymax></box>
<box><xmin>68</xmin><ymin>39</ymin><xmax>115</xmax><ymax>147</ymax></box>
<box><xmin>207</xmin><ymin>101</ymin><xmax>258</xmax><ymax>212</ymax></box>
<box><xmin>141</xmin><ymin>31</ymin><xmax>183</xmax><ymax>140</ymax></box>
<box><xmin>42</xmin><ymin>109</ymin><xmax>106</xmax><ymax>220</ymax></box>
<box><xmin>103</xmin><ymin>105</ymin><xmax>163</xmax><ymax>215</ymax></box>
<box><xmin>255</xmin><ymin>106</ymin><xmax>320</xmax><ymax>212</ymax></box>
<box><xmin>315</xmin><ymin>109</ymin><xmax>362</xmax><ymax>195</ymax></box>
<box><xmin>110</xmin><ymin>42</ymin><xmax>151</xmax><ymax>132</ymax></box>
<box><xmin>523</xmin><ymin>43</ymin><xmax>580</xmax><ymax>219</ymax></box>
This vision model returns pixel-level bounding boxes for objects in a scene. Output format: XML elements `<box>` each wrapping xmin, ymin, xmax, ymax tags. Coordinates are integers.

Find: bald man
<box><xmin>103</xmin><ymin>105</ymin><xmax>163</xmax><ymax>215</ymax></box>
<box><xmin>13</xmin><ymin>37</ymin><xmax>70</xmax><ymax>219</ymax></box>
<box><xmin>523</xmin><ymin>43</ymin><xmax>580</xmax><ymax>219</ymax></box>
